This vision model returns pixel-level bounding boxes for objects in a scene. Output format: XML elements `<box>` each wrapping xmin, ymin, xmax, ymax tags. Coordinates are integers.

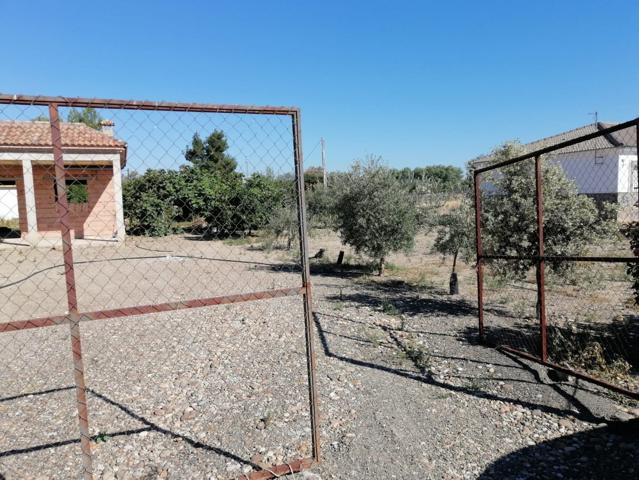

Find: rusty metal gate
<box><xmin>474</xmin><ymin>118</ymin><xmax>639</xmax><ymax>400</ymax></box>
<box><xmin>0</xmin><ymin>94</ymin><xmax>319</xmax><ymax>479</ymax></box>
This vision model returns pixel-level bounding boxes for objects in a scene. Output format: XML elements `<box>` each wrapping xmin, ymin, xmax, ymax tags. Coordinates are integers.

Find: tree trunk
<box><xmin>449</xmin><ymin>272</ymin><xmax>459</xmax><ymax>295</ymax></box>
<box><xmin>449</xmin><ymin>251</ymin><xmax>459</xmax><ymax>295</ymax></box>
<box><xmin>378</xmin><ymin>256</ymin><xmax>385</xmax><ymax>276</ymax></box>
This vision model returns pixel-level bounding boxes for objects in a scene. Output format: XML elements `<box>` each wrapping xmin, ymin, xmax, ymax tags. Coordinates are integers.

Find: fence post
<box><xmin>534</xmin><ymin>155</ymin><xmax>548</xmax><ymax>362</ymax></box>
<box><xmin>49</xmin><ymin>103</ymin><xmax>94</xmax><ymax>479</ymax></box>
<box><xmin>473</xmin><ymin>171</ymin><xmax>485</xmax><ymax>341</ymax></box>
<box><xmin>292</xmin><ymin>109</ymin><xmax>321</xmax><ymax>463</ymax></box>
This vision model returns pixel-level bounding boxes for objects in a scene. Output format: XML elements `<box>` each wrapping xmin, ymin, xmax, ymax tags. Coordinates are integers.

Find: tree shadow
<box><xmin>478</xmin><ymin>419</ymin><xmax>639</xmax><ymax>479</ymax></box>
<box><xmin>323</xmin><ymin>277</ymin><xmax>479</xmax><ymax>318</ymax></box>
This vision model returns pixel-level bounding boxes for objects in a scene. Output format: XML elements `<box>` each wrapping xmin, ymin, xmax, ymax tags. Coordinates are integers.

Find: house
<box><xmin>473</xmin><ymin>122</ymin><xmax>638</xmax><ymax>208</ymax></box>
<box><xmin>0</xmin><ymin>120</ymin><xmax>127</xmax><ymax>244</ymax></box>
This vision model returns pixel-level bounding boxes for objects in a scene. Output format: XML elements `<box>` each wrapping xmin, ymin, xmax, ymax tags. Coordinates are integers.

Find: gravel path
<box><xmin>309</xmin><ymin>273</ymin><xmax>639</xmax><ymax>479</ymax></box>
<box><xmin>1</xmin><ymin>237</ymin><xmax>638</xmax><ymax>479</ymax></box>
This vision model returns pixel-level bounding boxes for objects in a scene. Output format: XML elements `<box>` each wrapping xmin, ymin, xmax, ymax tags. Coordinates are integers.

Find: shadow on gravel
<box><xmin>319</xmin><ymin>274</ymin><xmax>517</xmax><ymax>321</ymax></box>
<box><xmin>324</xmin><ymin>277</ymin><xmax>478</xmax><ymax>318</ymax></box>
<box><xmin>0</xmin><ymin>386</ymin><xmax>257</xmax><ymax>471</ymax></box>
<box><xmin>314</xmin><ymin>311</ymin><xmax>607</xmax><ymax>423</ymax></box>
<box><xmin>479</xmin><ymin>419</ymin><xmax>639</xmax><ymax>480</ymax></box>
<box><xmin>461</xmin><ymin>319</ymin><xmax>639</xmax><ymax>374</ymax></box>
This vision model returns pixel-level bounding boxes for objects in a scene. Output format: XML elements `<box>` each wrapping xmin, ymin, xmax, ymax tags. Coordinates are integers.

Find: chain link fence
<box><xmin>0</xmin><ymin>95</ymin><xmax>319</xmax><ymax>479</ymax></box>
<box><xmin>474</xmin><ymin>119</ymin><xmax>639</xmax><ymax>399</ymax></box>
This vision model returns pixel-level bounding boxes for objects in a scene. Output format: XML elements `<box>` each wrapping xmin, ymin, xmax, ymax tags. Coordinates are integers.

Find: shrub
<box><xmin>335</xmin><ymin>157</ymin><xmax>419</xmax><ymax>275</ymax></box>
<box><xmin>481</xmin><ymin>142</ymin><xmax>618</xmax><ymax>279</ymax></box>
<box><xmin>122</xmin><ymin>169</ymin><xmax>181</xmax><ymax>236</ymax></box>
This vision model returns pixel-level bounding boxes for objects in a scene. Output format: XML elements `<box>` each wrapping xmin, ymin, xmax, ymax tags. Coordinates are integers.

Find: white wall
<box><xmin>0</xmin><ymin>187</ymin><xmax>19</xmax><ymax>219</ymax></box>
<box><xmin>618</xmin><ymin>152</ymin><xmax>638</xmax><ymax>193</ymax></box>
<box><xmin>547</xmin><ymin>149</ymin><xmax>618</xmax><ymax>194</ymax></box>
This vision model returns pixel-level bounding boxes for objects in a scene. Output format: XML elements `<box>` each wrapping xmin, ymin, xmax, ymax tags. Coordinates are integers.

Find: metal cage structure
<box><xmin>0</xmin><ymin>94</ymin><xmax>320</xmax><ymax>479</ymax></box>
<box><xmin>474</xmin><ymin>118</ymin><xmax>639</xmax><ymax>401</ymax></box>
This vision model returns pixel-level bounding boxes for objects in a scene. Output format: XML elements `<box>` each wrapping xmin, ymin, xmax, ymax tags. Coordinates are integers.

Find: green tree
<box><xmin>185</xmin><ymin>130</ymin><xmax>237</xmax><ymax>174</ymax></box>
<box><xmin>481</xmin><ymin>141</ymin><xmax>618</xmax><ymax>279</ymax></box>
<box><xmin>67</xmin><ymin>107</ymin><xmax>103</xmax><ymax>130</ymax></box>
<box><xmin>122</xmin><ymin>169</ymin><xmax>181</xmax><ymax>236</ymax></box>
<box><xmin>433</xmin><ymin>199</ymin><xmax>474</xmax><ymax>293</ymax></box>
<box><xmin>265</xmin><ymin>202</ymin><xmax>298</xmax><ymax>250</ymax></box>
<box><xmin>304</xmin><ymin>167</ymin><xmax>325</xmax><ymax>189</ymax></box>
<box><xmin>335</xmin><ymin>157</ymin><xmax>419</xmax><ymax>275</ymax></box>
<box><xmin>622</xmin><ymin>222</ymin><xmax>639</xmax><ymax>304</ymax></box>
<box><xmin>241</xmin><ymin>173</ymin><xmax>286</xmax><ymax>234</ymax></box>
<box><xmin>419</xmin><ymin>165</ymin><xmax>463</xmax><ymax>191</ymax></box>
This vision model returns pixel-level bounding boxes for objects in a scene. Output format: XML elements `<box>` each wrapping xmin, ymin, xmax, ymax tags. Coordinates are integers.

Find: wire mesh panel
<box><xmin>0</xmin><ymin>95</ymin><xmax>318</xmax><ymax>479</ymax></box>
<box><xmin>539</xmin><ymin>124</ymin><xmax>639</xmax><ymax>395</ymax></box>
<box><xmin>474</xmin><ymin>119</ymin><xmax>639</xmax><ymax>400</ymax></box>
<box><xmin>476</xmin><ymin>158</ymin><xmax>541</xmax><ymax>356</ymax></box>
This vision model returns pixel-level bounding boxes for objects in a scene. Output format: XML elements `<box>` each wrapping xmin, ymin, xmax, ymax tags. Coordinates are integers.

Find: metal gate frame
<box><xmin>0</xmin><ymin>93</ymin><xmax>320</xmax><ymax>479</ymax></box>
<box><xmin>473</xmin><ymin>117</ymin><xmax>639</xmax><ymax>401</ymax></box>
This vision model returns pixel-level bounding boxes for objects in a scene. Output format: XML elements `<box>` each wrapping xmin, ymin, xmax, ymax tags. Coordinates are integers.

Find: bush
<box><xmin>481</xmin><ymin>142</ymin><xmax>618</xmax><ymax>279</ymax></box>
<box><xmin>335</xmin><ymin>157</ymin><xmax>419</xmax><ymax>275</ymax></box>
<box><xmin>622</xmin><ymin>221</ymin><xmax>639</xmax><ymax>304</ymax></box>
<box><xmin>122</xmin><ymin>169</ymin><xmax>182</xmax><ymax>236</ymax></box>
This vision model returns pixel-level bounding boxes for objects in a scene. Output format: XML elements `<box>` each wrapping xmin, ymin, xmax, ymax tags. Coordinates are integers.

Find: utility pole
<box><xmin>320</xmin><ymin>137</ymin><xmax>327</xmax><ymax>188</ymax></box>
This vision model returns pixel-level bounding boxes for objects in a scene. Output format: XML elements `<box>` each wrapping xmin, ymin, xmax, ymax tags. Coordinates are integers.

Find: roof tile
<box><xmin>0</xmin><ymin>121</ymin><xmax>126</xmax><ymax>149</ymax></box>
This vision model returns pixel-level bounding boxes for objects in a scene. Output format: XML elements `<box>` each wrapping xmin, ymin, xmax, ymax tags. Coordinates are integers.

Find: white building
<box><xmin>473</xmin><ymin>122</ymin><xmax>638</xmax><ymax>208</ymax></box>
<box><xmin>0</xmin><ymin>181</ymin><xmax>19</xmax><ymax>219</ymax></box>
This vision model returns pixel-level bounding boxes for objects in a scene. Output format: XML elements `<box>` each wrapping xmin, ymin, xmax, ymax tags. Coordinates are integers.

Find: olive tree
<box><xmin>433</xmin><ymin>198</ymin><xmax>475</xmax><ymax>293</ymax></box>
<box><xmin>335</xmin><ymin>157</ymin><xmax>419</xmax><ymax>275</ymax></box>
<box><xmin>481</xmin><ymin>142</ymin><xmax>618</xmax><ymax>279</ymax></box>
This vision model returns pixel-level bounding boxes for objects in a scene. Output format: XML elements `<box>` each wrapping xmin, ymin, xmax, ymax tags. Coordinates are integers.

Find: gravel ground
<box><xmin>1</xmin><ymin>235</ymin><xmax>638</xmax><ymax>479</ymax></box>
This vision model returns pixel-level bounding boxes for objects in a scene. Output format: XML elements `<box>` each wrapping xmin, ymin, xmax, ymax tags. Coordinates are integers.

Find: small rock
<box><xmin>180</xmin><ymin>408</ymin><xmax>197</xmax><ymax>422</ymax></box>
<box><xmin>558</xmin><ymin>418</ymin><xmax>573</xmax><ymax>429</ymax></box>
<box><xmin>499</xmin><ymin>405</ymin><xmax>512</xmax><ymax>414</ymax></box>
<box><xmin>613</xmin><ymin>411</ymin><xmax>634</xmax><ymax>422</ymax></box>
<box><xmin>300</xmin><ymin>472</ymin><xmax>322</xmax><ymax>480</ymax></box>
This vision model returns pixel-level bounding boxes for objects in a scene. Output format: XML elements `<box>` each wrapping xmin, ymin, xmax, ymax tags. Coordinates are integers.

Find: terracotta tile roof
<box><xmin>0</xmin><ymin>121</ymin><xmax>126</xmax><ymax>149</ymax></box>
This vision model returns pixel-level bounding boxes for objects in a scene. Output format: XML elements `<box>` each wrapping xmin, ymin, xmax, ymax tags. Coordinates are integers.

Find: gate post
<box><xmin>292</xmin><ymin>109</ymin><xmax>321</xmax><ymax>463</ymax></box>
<box><xmin>49</xmin><ymin>103</ymin><xmax>94</xmax><ymax>479</ymax></box>
<box><xmin>473</xmin><ymin>171</ymin><xmax>485</xmax><ymax>341</ymax></box>
<box><xmin>534</xmin><ymin>155</ymin><xmax>548</xmax><ymax>362</ymax></box>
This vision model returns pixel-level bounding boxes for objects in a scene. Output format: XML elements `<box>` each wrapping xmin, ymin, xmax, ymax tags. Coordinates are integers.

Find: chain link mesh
<box><xmin>0</xmin><ymin>96</ymin><xmax>317</xmax><ymax>479</ymax></box>
<box><xmin>475</xmin><ymin>120</ymin><xmax>639</xmax><ymax>397</ymax></box>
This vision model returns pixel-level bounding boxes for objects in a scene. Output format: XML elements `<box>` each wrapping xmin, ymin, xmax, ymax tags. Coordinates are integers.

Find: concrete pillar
<box><xmin>21</xmin><ymin>158</ymin><xmax>38</xmax><ymax>237</ymax></box>
<box><xmin>112</xmin><ymin>156</ymin><xmax>125</xmax><ymax>241</ymax></box>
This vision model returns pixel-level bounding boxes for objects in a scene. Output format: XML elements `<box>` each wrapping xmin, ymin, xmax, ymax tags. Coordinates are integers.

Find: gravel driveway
<box><xmin>1</xmin><ymin>236</ymin><xmax>638</xmax><ymax>479</ymax></box>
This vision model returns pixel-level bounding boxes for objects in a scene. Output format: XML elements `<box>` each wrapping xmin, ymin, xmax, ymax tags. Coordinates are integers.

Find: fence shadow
<box><xmin>313</xmin><ymin>311</ymin><xmax>606</xmax><ymax>423</ymax></box>
<box><xmin>478</xmin><ymin>419</ymin><xmax>639</xmax><ymax>479</ymax></box>
<box><xmin>460</xmin><ymin>315</ymin><xmax>639</xmax><ymax>391</ymax></box>
<box><xmin>0</xmin><ymin>387</ymin><xmax>258</xmax><ymax>471</ymax></box>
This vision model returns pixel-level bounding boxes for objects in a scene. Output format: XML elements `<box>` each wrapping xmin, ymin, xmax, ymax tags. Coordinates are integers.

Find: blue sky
<box><xmin>1</xmin><ymin>0</ymin><xmax>638</xmax><ymax>171</ymax></box>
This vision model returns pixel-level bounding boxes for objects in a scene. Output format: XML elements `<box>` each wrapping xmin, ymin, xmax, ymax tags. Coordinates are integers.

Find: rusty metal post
<box><xmin>49</xmin><ymin>103</ymin><xmax>94</xmax><ymax>479</ymax></box>
<box><xmin>636</xmin><ymin>123</ymin><xmax>639</xmax><ymax>209</ymax></box>
<box><xmin>292</xmin><ymin>109</ymin><xmax>320</xmax><ymax>463</ymax></box>
<box><xmin>473</xmin><ymin>171</ymin><xmax>485</xmax><ymax>341</ymax></box>
<box><xmin>534</xmin><ymin>155</ymin><xmax>548</xmax><ymax>362</ymax></box>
